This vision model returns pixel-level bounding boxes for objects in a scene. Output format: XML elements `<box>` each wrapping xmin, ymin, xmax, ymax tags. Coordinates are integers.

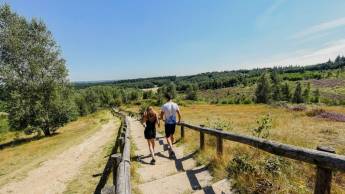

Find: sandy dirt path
<box><xmin>0</xmin><ymin>120</ymin><xmax>116</xmax><ymax>194</ymax></box>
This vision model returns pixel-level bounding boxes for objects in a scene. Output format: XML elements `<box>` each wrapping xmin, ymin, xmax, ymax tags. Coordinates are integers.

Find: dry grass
<box><xmin>180</xmin><ymin>104</ymin><xmax>345</xmax><ymax>193</ymax></box>
<box><xmin>0</xmin><ymin>110</ymin><xmax>113</xmax><ymax>187</ymax></box>
<box><xmin>125</xmin><ymin>104</ymin><xmax>345</xmax><ymax>193</ymax></box>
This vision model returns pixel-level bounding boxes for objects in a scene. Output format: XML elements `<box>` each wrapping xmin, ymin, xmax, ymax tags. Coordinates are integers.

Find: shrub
<box><xmin>252</xmin><ymin>114</ymin><xmax>272</xmax><ymax>138</ymax></box>
<box><xmin>264</xmin><ymin>157</ymin><xmax>282</xmax><ymax>175</ymax></box>
<box><xmin>242</xmin><ymin>98</ymin><xmax>253</xmax><ymax>104</ymax></box>
<box><xmin>227</xmin><ymin>154</ymin><xmax>255</xmax><ymax>177</ymax></box>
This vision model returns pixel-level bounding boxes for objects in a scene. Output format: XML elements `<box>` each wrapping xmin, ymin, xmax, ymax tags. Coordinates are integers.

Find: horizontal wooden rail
<box><xmin>178</xmin><ymin>122</ymin><xmax>345</xmax><ymax>194</ymax></box>
<box><xmin>179</xmin><ymin>122</ymin><xmax>345</xmax><ymax>171</ymax></box>
<box><xmin>115</xmin><ymin>116</ymin><xmax>131</xmax><ymax>194</ymax></box>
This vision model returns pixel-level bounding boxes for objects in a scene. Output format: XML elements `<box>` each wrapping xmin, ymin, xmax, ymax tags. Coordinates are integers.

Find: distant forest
<box><xmin>74</xmin><ymin>56</ymin><xmax>345</xmax><ymax>91</ymax></box>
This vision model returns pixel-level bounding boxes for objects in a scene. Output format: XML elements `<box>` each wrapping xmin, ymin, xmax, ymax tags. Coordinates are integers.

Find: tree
<box><xmin>272</xmin><ymin>84</ymin><xmax>282</xmax><ymax>101</ymax></box>
<box><xmin>303</xmin><ymin>82</ymin><xmax>311</xmax><ymax>103</ymax></box>
<box><xmin>292</xmin><ymin>82</ymin><xmax>303</xmax><ymax>103</ymax></box>
<box><xmin>166</xmin><ymin>82</ymin><xmax>177</xmax><ymax>99</ymax></box>
<box><xmin>270</xmin><ymin>71</ymin><xmax>282</xmax><ymax>101</ymax></box>
<box><xmin>312</xmin><ymin>89</ymin><xmax>320</xmax><ymax>103</ymax></box>
<box><xmin>270</xmin><ymin>71</ymin><xmax>280</xmax><ymax>85</ymax></box>
<box><xmin>255</xmin><ymin>73</ymin><xmax>271</xmax><ymax>103</ymax></box>
<box><xmin>185</xmin><ymin>84</ymin><xmax>198</xmax><ymax>100</ymax></box>
<box><xmin>281</xmin><ymin>82</ymin><xmax>291</xmax><ymax>101</ymax></box>
<box><xmin>0</xmin><ymin>5</ymin><xmax>75</xmax><ymax>136</ymax></box>
<box><xmin>84</xmin><ymin>88</ymin><xmax>100</xmax><ymax>113</ymax></box>
<box><xmin>143</xmin><ymin>90</ymin><xmax>153</xmax><ymax>99</ymax></box>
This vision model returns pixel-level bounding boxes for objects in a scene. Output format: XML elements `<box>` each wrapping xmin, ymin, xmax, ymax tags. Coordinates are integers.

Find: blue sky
<box><xmin>2</xmin><ymin>0</ymin><xmax>345</xmax><ymax>81</ymax></box>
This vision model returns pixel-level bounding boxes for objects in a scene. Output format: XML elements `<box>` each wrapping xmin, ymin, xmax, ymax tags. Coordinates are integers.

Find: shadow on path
<box><xmin>186</xmin><ymin>165</ymin><xmax>214</xmax><ymax>192</ymax></box>
<box><xmin>0</xmin><ymin>133</ymin><xmax>59</xmax><ymax>150</ymax></box>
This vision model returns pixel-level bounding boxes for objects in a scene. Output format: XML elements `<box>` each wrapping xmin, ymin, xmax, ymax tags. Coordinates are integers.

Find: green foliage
<box><xmin>155</xmin><ymin>82</ymin><xmax>177</xmax><ymax>104</ymax></box>
<box><xmin>312</xmin><ymin>89</ymin><xmax>320</xmax><ymax>103</ymax></box>
<box><xmin>272</xmin><ymin>83</ymin><xmax>282</xmax><ymax>101</ymax></box>
<box><xmin>143</xmin><ymin>90</ymin><xmax>153</xmax><ymax>99</ymax></box>
<box><xmin>255</xmin><ymin>73</ymin><xmax>271</xmax><ymax>103</ymax></box>
<box><xmin>252</xmin><ymin>114</ymin><xmax>272</xmax><ymax>139</ymax></box>
<box><xmin>227</xmin><ymin>154</ymin><xmax>255</xmax><ymax>176</ymax></box>
<box><xmin>0</xmin><ymin>5</ymin><xmax>75</xmax><ymax>136</ymax></box>
<box><xmin>0</xmin><ymin>100</ymin><xmax>6</xmax><ymax>112</ymax></box>
<box><xmin>292</xmin><ymin>82</ymin><xmax>303</xmax><ymax>103</ymax></box>
<box><xmin>303</xmin><ymin>82</ymin><xmax>311</xmax><ymax>103</ymax></box>
<box><xmin>0</xmin><ymin>113</ymin><xmax>9</xmax><ymax>133</ymax></box>
<box><xmin>139</xmin><ymin>103</ymin><xmax>149</xmax><ymax>115</ymax></box>
<box><xmin>281</xmin><ymin>82</ymin><xmax>291</xmax><ymax>101</ymax></box>
<box><xmin>73</xmin><ymin>55</ymin><xmax>345</xmax><ymax>93</ymax></box>
<box><xmin>166</xmin><ymin>82</ymin><xmax>177</xmax><ymax>99</ymax></box>
<box><xmin>185</xmin><ymin>84</ymin><xmax>198</xmax><ymax>100</ymax></box>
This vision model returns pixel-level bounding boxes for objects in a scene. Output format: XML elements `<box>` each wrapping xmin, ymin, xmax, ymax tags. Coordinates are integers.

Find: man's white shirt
<box><xmin>161</xmin><ymin>101</ymin><xmax>179</xmax><ymax>124</ymax></box>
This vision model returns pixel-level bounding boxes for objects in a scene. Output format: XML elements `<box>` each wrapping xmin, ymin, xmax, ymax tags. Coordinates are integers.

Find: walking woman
<box><xmin>141</xmin><ymin>106</ymin><xmax>160</xmax><ymax>165</ymax></box>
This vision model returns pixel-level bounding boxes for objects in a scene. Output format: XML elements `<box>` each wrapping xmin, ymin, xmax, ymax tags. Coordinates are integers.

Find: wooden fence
<box><xmin>123</xmin><ymin>110</ymin><xmax>345</xmax><ymax>194</ymax></box>
<box><xmin>179</xmin><ymin>122</ymin><xmax>345</xmax><ymax>194</ymax></box>
<box><xmin>101</xmin><ymin>110</ymin><xmax>131</xmax><ymax>194</ymax></box>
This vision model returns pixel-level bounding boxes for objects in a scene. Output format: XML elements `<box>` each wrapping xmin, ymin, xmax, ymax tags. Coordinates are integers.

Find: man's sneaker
<box><xmin>150</xmin><ymin>158</ymin><xmax>156</xmax><ymax>165</ymax></box>
<box><xmin>169</xmin><ymin>150</ymin><xmax>176</xmax><ymax>159</ymax></box>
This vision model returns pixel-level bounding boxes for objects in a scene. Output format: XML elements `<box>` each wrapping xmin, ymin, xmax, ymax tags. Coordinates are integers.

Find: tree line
<box><xmin>74</xmin><ymin>57</ymin><xmax>345</xmax><ymax>92</ymax></box>
<box><xmin>255</xmin><ymin>72</ymin><xmax>320</xmax><ymax>104</ymax></box>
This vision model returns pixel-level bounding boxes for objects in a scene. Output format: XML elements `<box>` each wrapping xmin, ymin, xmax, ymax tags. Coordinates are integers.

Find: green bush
<box><xmin>0</xmin><ymin>113</ymin><xmax>9</xmax><ymax>133</ymax></box>
<box><xmin>0</xmin><ymin>101</ymin><xmax>6</xmax><ymax>112</ymax></box>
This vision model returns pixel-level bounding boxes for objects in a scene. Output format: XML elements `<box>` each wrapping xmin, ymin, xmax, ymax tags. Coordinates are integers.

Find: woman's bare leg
<box><xmin>166</xmin><ymin>136</ymin><xmax>174</xmax><ymax>153</ymax></box>
<box><xmin>147</xmin><ymin>139</ymin><xmax>155</xmax><ymax>160</ymax></box>
<box><xmin>151</xmin><ymin>139</ymin><xmax>155</xmax><ymax>153</ymax></box>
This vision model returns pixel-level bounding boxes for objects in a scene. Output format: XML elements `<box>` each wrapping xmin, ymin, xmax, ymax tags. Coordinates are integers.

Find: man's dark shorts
<box><xmin>165</xmin><ymin>123</ymin><xmax>176</xmax><ymax>138</ymax></box>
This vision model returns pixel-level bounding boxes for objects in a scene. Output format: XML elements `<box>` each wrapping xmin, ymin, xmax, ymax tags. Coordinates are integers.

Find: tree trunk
<box><xmin>43</xmin><ymin>128</ymin><xmax>51</xmax><ymax>136</ymax></box>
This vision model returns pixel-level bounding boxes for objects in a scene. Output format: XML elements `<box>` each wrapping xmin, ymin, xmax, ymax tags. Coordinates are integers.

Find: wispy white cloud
<box><xmin>292</xmin><ymin>17</ymin><xmax>345</xmax><ymax>39</ymax></box>
<box><xmin>259</xmin><ymin>39</ymin><xmax>345</xmax><ymax>67</ymax></box>
<box><xmin>256</xmin><ymin>0</ymin><xmax>286</xmax><ymax>27</ymax></box>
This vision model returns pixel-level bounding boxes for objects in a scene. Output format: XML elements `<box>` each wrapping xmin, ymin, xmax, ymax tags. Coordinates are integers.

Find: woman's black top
<box><xmin>144</xmin><ymin>114</ymin><xmax>156</xmax><ymax>139</ymax></box>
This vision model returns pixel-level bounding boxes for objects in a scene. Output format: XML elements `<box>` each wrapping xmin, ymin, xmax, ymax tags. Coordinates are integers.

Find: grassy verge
<box><xmin>0</xmin><ymin>110</ymin><xmax>113</xmax><ymax>186</ymax></box>
<box><xmin>131</xmin><ymin>137</ymin><xmax>143</xmax><ymax>194</ymax></box>
<box><xmin>63</xmin><ymin>117</ymin><xmax>120</xmax><ymax>194</ymax></box>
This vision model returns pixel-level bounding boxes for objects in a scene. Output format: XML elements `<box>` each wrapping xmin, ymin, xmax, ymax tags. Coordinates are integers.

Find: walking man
<box><xmin>160</xmin><ymin>93</ymin><xmax>181</xmax><ymax>158</ymax></box>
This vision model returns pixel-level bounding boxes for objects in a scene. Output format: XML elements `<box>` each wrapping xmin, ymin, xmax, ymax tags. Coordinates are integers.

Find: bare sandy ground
<box><xmin>0</xmin><ymin>120</ymin><xmax>116</xmax><ymax>194</ymax></box>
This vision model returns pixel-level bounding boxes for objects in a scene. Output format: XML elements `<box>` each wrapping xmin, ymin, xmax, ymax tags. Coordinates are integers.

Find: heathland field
<box><xmin>125</xmin><ymin>104</ymin><xmax>345</xmax><ymax>193</ymax></box>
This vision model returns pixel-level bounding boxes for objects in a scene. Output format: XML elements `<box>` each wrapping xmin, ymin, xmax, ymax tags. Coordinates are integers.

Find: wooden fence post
<box><xmin>119</xmin><ymin>137</ymin><xmax>124</xmax><ymax>152</ymax></box>
<box><xmin>111</xmin><ymin>153</ymin><xmax>122</xmax><ymax>186</ymax></box>
<box><xmin>181</xmin><ymin>125</ymin><xmax>184</xmax><ymax>140</ymax></box>
<box><xmin>200</xmin><ymin>125</ymin><xmax>205</xmax><ymax>151</ymax></box>
<box><xmin>216</xmin><ymin>128</ymin><xmax>223</xmax><ymax>157</ymax></box>
<box><xmin>314</xmin><ymin>145</ymin><xmax>335</xmax><ymax>194</ymax></box>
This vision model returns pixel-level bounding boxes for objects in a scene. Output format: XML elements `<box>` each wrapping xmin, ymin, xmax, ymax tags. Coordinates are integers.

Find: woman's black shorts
<box><xmin>144</xmin><ymin>127</ymin><xmax>156</xmax><ymax>139</ymax></box>
<box><xmin>165</xmin><ymin>124</ymin><xmax>176</xmax><ymax>138</ymax></box>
